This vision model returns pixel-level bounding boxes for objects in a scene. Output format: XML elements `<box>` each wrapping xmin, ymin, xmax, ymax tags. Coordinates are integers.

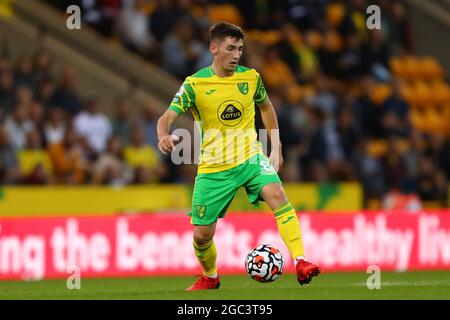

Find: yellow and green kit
<box><xmin>168</xmin><ymin>65</ymin><xmax>281</xmax><ymax>225</ymax></box>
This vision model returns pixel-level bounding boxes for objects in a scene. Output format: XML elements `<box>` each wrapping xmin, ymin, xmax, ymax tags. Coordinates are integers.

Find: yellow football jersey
<box><xmin>168</xmin><ymin>65</ymin><xmax>268</xmax><ymax>173</ymax></box>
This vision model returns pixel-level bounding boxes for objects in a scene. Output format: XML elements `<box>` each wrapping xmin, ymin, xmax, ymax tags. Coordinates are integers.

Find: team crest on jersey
<box><xmin>237</xmin><ymin>82</ymin><xmax>249</xmax><ymax>95</ymax></box>
<box><xmin>196</xmin><ymin>205</ymin><xmax>206</xmax><ymax>218</ymax></box>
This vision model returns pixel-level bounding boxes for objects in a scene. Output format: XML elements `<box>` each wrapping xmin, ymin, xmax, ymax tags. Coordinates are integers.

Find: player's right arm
<box><xmin>157</xmin><ymin>109</ymin><xmax>179</xmax><ymax>155</ymax></box>
<box><xmin>156</xmin><ymin>77</ymin><xmax>196</xmax><ymax>155</ymax></box>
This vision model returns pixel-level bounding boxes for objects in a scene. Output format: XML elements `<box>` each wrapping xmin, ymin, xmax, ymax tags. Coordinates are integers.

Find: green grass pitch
<box><xmin>0</xmin><ymin>271</ymin><xmax>449</xmax><ymax>300</ymax></box>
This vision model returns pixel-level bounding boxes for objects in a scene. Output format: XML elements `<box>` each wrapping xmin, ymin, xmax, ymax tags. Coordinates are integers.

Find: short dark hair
<box><xmin>209</xmin><ymin>22</ymin><xmax>245</xmax><ymax>43</ymax></box>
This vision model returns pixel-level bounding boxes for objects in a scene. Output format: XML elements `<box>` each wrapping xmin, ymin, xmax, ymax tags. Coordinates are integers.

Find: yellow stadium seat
<box><xmin>287</xmin><ymin>85</ymin><xmax>303</xmax><ymax>104</ymax></box>
<box><xmin>402</xmin><ymin>56</ymin><xmax>421</xmax><ymax>80</ymax></box>
<box><xmin>287</xmin><ymin>84</ymin><xmax>315</xmax><ymax>104</ymax></box>
<box><xmin>429</xmin><ymin>81</ymin><xmax>450</xmax><ymax>104</ymax></box>
<box><xmin>400</xmin><ymin>82</ymin><xmax>414</xmax><ymax>103</ymax></box>
<box><xmin>367</xmin><ymin>139</ymin><xmax>387</xmax><ymax>157</ymax></box>
<box><xmin>246</xmin><ymin>30</ymin><xmax>282</xmax><ymax>46</ymax></box>
<box><xmin>425</xmin><ymin>108</ymin><xmax>446</xmax><ymax>134</ymax></box>
<box><xmin>409</xmin><ymin>109</ymin><xmax>426</xmax><ymax>132</ymax></box>
<box><xmin>410</xmin><ymin>81</ymin><xmax>432</xmax><ymax>105</ymax></box>
<box><xmin>208</xmin><ymin>4</ymin><xmax>244</xmax><ymax>26</ymax></box>
<box><xmin>396</xmin><ymin>138</ymin><xmax>410</xmax><ymax>154</ymax></box>
<box><xmin>370</xmin><ymin>84</ymin><xmax>392</xmax><ymax>105</ymax></box>
<box><xmin>439</xmin><ymin>104</ymin><xmax>450</xmax><ymax>134</ymax></box>
<box><xmin>323</xmin><ymin>30</ymin><xmax>343</xmax><ymax>53</ymax></box>
<box><xmin>261</xmin><ymin>30</ymin><xmax>282</xmax><ymax>46</ymax></box>
<box><xmin>390</xmin><ymin>57</ymin><xmax>403</xmax><ymax>77</ymax></box>
<box><xmin>326</xmin><ymin>3</ymin><xmax>346</xmax><ymax>27</ymax></box>
<box><xmin>419</xmin><ymin>56</ymin><xmax>444</xmax><ymax>81</ymax></box>
<box><xmin>391</xmin><ymin>56</ymin><xmax>445</xmax><ymax>81</ymax></box>
<box><xmin>305</xmin><ymin>30</ymin><xmax>323</xmax><ymax>50</ymax></box>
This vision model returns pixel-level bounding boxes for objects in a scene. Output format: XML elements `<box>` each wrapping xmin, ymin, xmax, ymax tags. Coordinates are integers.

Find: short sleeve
<box><xmin>254</xmin><ymin>72</ymin><xmax>268</xmax><ymax>106</ymax></box>
<box><xmin>168</xmin><ymin>77</ymin><xmax>196</xmax><ymax>114</ymax></box>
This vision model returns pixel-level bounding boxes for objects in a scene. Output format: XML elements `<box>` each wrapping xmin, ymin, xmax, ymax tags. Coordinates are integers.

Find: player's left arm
<box><xmin>258</xmin><ymin>98</ymin><xmax>283</xmax><ymax>173</ymax></box>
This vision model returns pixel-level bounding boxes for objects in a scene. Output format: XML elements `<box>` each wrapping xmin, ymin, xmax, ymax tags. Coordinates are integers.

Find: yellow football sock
<box><xmin>274</xmin><ymin>202</ymin><xmax>305</xmax><ymax>259</ymax></box>
<box><xmin>193</xmin><ymin>240</ymin><xmax>218</xmax><ymax>276</ymax></box>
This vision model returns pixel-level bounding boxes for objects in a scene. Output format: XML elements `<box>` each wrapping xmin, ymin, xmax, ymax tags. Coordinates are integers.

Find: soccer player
<box><xmin>156</xmin><ymin>22</ymin><xmax>320</xmax><ymax>291</ymax></box>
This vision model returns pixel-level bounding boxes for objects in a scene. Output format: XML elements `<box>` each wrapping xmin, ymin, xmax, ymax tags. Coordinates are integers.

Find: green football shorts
<box><xmin>189</xmin><ymin>153</ymin><xmax>282</xmax><ymax>225</ymax></box>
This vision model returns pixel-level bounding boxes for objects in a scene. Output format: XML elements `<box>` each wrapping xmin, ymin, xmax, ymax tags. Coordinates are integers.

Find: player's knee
<box><xmin>271</xmin><ymin>187</ymin><xmax>288</xmax><ymax>205</ymax></box>
<box><xmin>193</xmin><ymin>232</ymin><xmax>214</xmax><ymax>246</ymax></box>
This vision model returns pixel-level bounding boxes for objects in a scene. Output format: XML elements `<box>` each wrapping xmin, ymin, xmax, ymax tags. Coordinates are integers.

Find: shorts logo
<box><xmin>196</xmin><ymin>205</ymin><xmax>206</xmax><ymax>218</ymax></box>
<box><xmin>237</xmin><ymin>82</ymin><xmax>248</xmax><ymax>95</ymax></box>
<box><xmin>217</xmin><ymin>100</ymin><xmax>244</xmax><ymax>126</ymax></box>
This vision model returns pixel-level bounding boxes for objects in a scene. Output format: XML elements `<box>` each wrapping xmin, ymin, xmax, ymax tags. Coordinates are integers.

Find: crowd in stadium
<box><xmin>1</xmin><ymin>0</ymin><xmax>449</xmax><ymax>206</ymax></box>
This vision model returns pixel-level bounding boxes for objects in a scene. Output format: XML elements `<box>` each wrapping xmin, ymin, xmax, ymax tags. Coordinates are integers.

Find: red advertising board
<box><xmin>0</xmin><ymin>211</ymin><xmax>449</xmax><ymax>280</ymax></box>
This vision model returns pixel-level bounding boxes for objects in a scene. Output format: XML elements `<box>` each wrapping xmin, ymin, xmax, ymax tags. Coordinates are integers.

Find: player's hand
<box><xmin>158</xmin><ymin>135</ymin><xmax>178</xmax><ymax>155</ymax></box>
<box><xmin>269</xmin><ymin>147</ymin><xmax>283</xmax><ymax>173</ymax></box>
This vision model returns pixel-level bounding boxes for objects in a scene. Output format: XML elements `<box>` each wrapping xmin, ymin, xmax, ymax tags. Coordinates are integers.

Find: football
<box><xmin>245</xmin><ymin>244</ymin><xmax>284</xmax><ymax>283</ymax></box>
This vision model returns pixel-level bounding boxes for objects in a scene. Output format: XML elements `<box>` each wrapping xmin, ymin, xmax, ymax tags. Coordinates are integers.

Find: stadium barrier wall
<box><xmin>0</xmin><ymin>210</ymin><xmax>449</xmax><ymax>280</ymax></box>
<box><xmin>0</xmin><ymin>184</ymin><xmax>362</xmax><ymax>217</ymax></box>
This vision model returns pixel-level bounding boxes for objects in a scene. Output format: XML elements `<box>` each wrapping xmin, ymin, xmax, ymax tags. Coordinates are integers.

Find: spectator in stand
<box><xmin>29</xmin><ymin>101</ymin><xmax>46</xmax><ymax>133</ymax></box>
<box><xmin>118</xmin><ymin>0</ymin><xmax>155</xmax><ymax>57</ymax></box>
<box><xmin>44</xmin><ymin>107</ymin><xmax>66</xmax><ymax>145</ymax></box>
<box><xmin>31</xmin><ymin>48</ymin><xmax>53</xmax><ymax>94</ymax></box>
<box><xmin>270</xmin><ymin>91</ymin><xmax>303</xmax><ymax>160</ymax></box>
<box><xmin>296</xmin><ymin>30</ymin><xmax>321</xmax><ymax>82</ymax></box>
<box><xmin>73</xmin><ymin>93</ymin><xmax>112</xmax><ymax>155</ymax></box>
<box><xmin>260</xmin><ymin>46</ymin><xmax>297</xmax><ymax>93</ymax></box>
<box><xmin>0</xmin><ymin>30</ymin><xmax>9</xmax><ymax>58</ymax></box>
<box><xmin>352</xmin><ymin>138</ymin><xmax>386</xmax><ymax>199</ymax></box>
<box><xmin>4</xmin><ymin>103</ymin><xmax>34</xmax><ymax>150</ymax></box>
<box><xmin>336</xmin><ymin>32</ymin><xmax>363</xmax><ymax>80</ymax></box>
<box><xmin>150</xmin><ymin>0</ymin><xmax>186</xmax><ymax>43</ymax></box>
<box><xmin>336</xmin><ymin>106</ymin><xmax>360</xmax><ymax>161</ymax></box>
<box><xmin>318</xmin><ymin>30</ymin><xmax>342</xmax><ymax>77</ymax></box>
<box><xmin>402</xmin><ymin>131</ymin><xmax>424</xmax><ymax>190</ymax></box>
<box><xmin>139</xmin><ymin>100</ymin><xmax>159</xmax><ymax>149</ymax></box>
<box><xmin>310</xmin><ymin>72</ymin><xmax>338</xmax><ymax>116</ymax></box>
<box><xmin>123</xmin><ymin>125</ymin><xmax>161</xmax><ymax>183</ymax></box>
<box><xmin>78</xmin><ymin>0</ymin><xmax>117</xmax><ymax>37</ymax></box>
<box><xmin>382</xmin><ymin>80</ymin><xmax>409</xmax><ymax>121</ymax></box>
<box><xmin>426</xmin><ymin>134</ymin><xmax>450</xmax><ymax>179</ymax></box>
<box><xmin>111</xmin><ymin>96</ymin><xmax>133</xmax><ymax>145</ymax></box>
<box><xmin>416</xmin><ymin>156</ymin><xmax>439</xmax><ymax>201</ymax></box>
<box><xmin>162</xmin><ymin>16</ymin><xmax>203</xmax><ymax>79</ymax></box>
<box><xmin>353</xmin><ymin>76</ymin><xmax>383</xmax><ymax>138</ymax></box>
<box><xmin>17</xmin><ymin>128</ymin><xmax>53</xmax><ymax>184</ymax></box>
<box><xmin>275</xmin><ymin>23</ymin><xmax>302</xmax><ymax>79</ymax></box>
<box><xmin>433</xmin><ymin>170</ymin><xmax>448</xmax><ymax>205</ymax></box>
<box><xmin>302</xmin><ymin>106</ymin><xmax>348</xmax><ymax>181</ymax></box>
<box><xmin>380</xmin><ymin>80</ymin><xmax>410</xmax><ymax>138</ymax></box>
<box><xmin>35</xmin><ymin>77</ymin><xmax>55</xmax><ymax>110</ymax></box>
<box><xmin>47</xmin><ymin>125</ymin><xmax>87</xmax><ymax>184</ymax></box>
<box><xmin>361</xmin><ymin>29</ymin><xmax>391</xmax><ymax>80</ymax></box>
<box><xmin>13</xmin><ymin>54</ymin><xmax>33</xmax><ymax>89</ymax></box>
<box><xmin>92</xmin><ymin>136</ymin><xmax>129</xmax><ymax>186</ymax></box>
<box><xmin>14</xmin><ymin>85</ymin><xmax>34</xmax><ymax>109</ymax></box>
<box><xmin>0</xmin><ymin>126</ymin><xmax>20</xmax><ymax>184</ymax></box>
<box><xmin>0</xmin><ymin>64</ymin><xmax>14</xmax><ymax>114</ymax></box>
<box><xmin>193</xmin><ymin>20</ymin><xmax>213</xmax><ymax>71</ymax></box>
<box><xmin>50</xmin><ymin>66</ymin><xmax>82</xmax><ymax>116</ymax></box>
<box><xmin>380</xmin><ymin>136</ymin><xmax>407</xmax><ymax>191</ymax></box>
<box><xmin>386</xmin><ymin>0</ymin><xmax>412</xmax><ymax>52</ymax></box>
<box><xmin>348</xmin><ymin>0</ymin><xmax>369</xmax><ymax>44</ymax></box>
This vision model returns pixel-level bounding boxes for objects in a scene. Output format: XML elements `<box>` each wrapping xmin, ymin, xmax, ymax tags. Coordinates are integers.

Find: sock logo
<box><xmin>281</xmin><ymin>216</ymin><xmax>294</xmax><ymax>224</ymax></box>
